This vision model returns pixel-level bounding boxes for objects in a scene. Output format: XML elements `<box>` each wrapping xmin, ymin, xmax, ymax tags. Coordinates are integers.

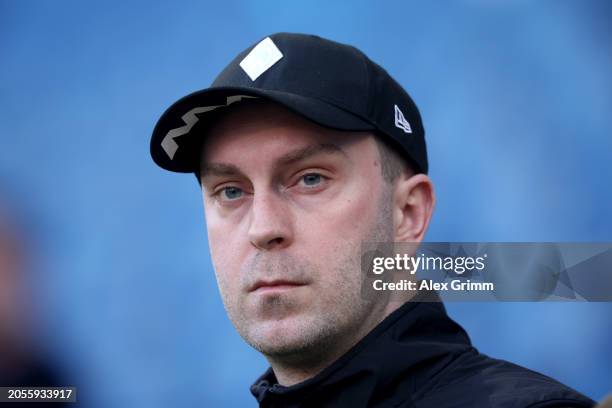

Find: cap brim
<box><xmin>150</xmin><ymin>87</ymin><xmax>375</xmax><ymax>172</ymax></box>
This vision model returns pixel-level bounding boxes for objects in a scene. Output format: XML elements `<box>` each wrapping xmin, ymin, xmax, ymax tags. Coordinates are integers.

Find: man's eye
<box><xmin>219</xmin><ymin>186</ymin><xmax>243</xmax><ymax>200</ymax></box>
<box><xmin>300</xmin><ymin>173</ymin><xmax>323</xmax><ymax>187</ymax></box>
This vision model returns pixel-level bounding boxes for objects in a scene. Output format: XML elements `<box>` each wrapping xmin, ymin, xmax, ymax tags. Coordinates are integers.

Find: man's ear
<box><xmin>392</xmin><ymin>174</ymin><xmax>435</xmax><ymax>242</ymax></box>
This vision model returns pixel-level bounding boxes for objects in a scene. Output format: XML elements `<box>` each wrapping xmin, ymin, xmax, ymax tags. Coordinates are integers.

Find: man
<box><xmin>150</xmin><ymin>33</ymin><xmax>594</xmax><ymax>407</ymax></box>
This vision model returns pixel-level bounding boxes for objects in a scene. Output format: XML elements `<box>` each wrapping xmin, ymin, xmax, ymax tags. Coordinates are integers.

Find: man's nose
<box><xmin>247</xmin><ymin>192</ymin><xmax>293</xmax><ymax>251</ymax></box>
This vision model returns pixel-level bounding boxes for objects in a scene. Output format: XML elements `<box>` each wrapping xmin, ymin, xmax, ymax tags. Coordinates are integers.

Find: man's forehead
<box><xmin>200</xmin><ymin>99</ymin><xmax>373</xmax><ymax>162</ymax></box>
<box><xmin>205</xmin><ymin>99</ymin><xmax>325</xmax><ymax>140</ymax></box>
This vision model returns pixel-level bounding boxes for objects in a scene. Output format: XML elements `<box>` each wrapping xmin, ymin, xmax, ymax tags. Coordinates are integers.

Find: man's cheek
<box><xmin>328</xmin><ymin>191</ymin><xmax>378</xmax><ymax>233</ymax></box>
<box><xmin>212</xmin><ymin>256</ymin><xmax>235</xmax><ymax>283</ymax></box>
<box><xmin>209</xmin><ymin>233</ymin><xmax>237</xmax><ymax>271</ymax></box>
<box><xmin>210</xmin><ymin>254</ymin><xmax>235</xmax><ymax>297</ymax></box>
<box><xmin>214</xmin><ymin>267</ymin><xmax>242</xmax><ymax>315</ymax></box>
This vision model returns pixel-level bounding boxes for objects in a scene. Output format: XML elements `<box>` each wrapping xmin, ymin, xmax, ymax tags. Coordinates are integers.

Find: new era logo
<box><xmin>394</xmin><ymin>104</ymin><xmax>412</xmax><ymax>134</ymax></box>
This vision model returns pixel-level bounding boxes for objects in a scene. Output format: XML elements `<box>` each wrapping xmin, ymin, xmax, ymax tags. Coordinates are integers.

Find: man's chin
<box><xmin>243</xmin><ymin>317</ymin><xmax>328</xmax><ymax>358</ymax></box>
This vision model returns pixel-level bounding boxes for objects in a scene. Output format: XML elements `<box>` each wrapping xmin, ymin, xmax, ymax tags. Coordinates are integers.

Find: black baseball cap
<box><xmin>150</xmin><ymin>32</ymin><xmax>428</xmax><ymax>174</ymax></box>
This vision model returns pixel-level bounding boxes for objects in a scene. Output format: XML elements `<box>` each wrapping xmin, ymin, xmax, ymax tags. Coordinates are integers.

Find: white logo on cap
<box><xmin>394</xmin><ymin>104</ymin><xmax>412</xmax><ymax>134</ymax></box>
<box><xmin>239</xmin><ymin>37</ymin><xmax>284</xmax><ymax>81</ymax></box>
<box><xmin>161</xmin><ymin>95</ymin><xmax>257</xmax><ymax>160</ymax></box>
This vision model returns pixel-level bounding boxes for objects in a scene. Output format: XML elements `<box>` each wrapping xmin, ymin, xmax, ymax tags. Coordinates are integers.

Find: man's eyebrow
<box><xmin>200</xmin><ymin>163</ymin><xmax>245</xmax><ymax>178</ymax></box>
<box><xmin>276</xmin><ymin>143</ymin><xmax>348</xmax><ymax>166</ymax></box>
<box><xmin>200</xmin><ymin>143</ymin><xmax>348</xmax><ymax>178</ymax></box>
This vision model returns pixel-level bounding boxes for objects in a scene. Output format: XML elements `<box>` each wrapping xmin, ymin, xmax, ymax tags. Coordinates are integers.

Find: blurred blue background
<box><xmin>1</xmin><ymin>0</ymin><xmax>611</xmax><ymax>406</ymax></box>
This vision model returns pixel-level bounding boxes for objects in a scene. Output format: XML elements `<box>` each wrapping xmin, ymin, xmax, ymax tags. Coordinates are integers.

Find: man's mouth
<box><xmin>250</xmin><ymin>279</ymin><xmax>307</xmax><ymax>293</ymax></box>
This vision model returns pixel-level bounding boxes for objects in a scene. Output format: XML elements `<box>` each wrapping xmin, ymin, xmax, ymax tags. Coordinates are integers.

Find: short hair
<box><xmin>373</xmin><ymin>133</ymin><xmax>414</xmax><ymax>184</ymax></box>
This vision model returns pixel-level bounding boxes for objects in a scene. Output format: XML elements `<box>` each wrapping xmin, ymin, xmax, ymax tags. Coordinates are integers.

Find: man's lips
<box><xmin>250</xmin><ymin>279</ymin><xmax>307</xmax><ymax>293</ymax></box>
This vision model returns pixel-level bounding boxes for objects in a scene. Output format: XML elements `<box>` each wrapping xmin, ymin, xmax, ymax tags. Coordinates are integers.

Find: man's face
<box><xmin>200</xmin><ymin>101</ymin><xmax>394</xmax><ymax>360</ymax></box>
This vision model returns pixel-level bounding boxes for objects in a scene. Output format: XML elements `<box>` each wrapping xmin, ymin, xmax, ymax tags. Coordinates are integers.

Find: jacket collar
<box><xmin>250</xmin><ymin>291</ymin><xmax>473</xmax><ymax>406</ymax></box>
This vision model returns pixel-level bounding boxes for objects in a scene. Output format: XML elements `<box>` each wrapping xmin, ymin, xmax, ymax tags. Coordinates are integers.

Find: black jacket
<box><xmin>250</xmin><ymin>294</ymin><xmax>595</xmax><ymax>408</ymax></box>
